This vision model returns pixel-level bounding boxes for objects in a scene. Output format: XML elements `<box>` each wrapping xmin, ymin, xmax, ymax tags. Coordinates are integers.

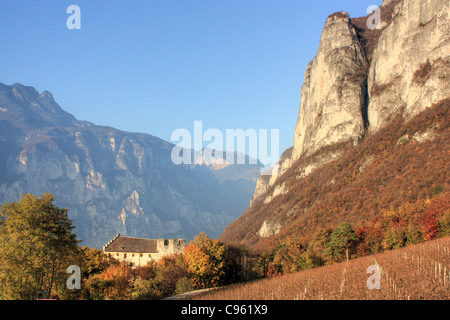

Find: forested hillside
<box><xmin>220</xmin><ymin>99</ymin><xmax>449</xmax><ymax>253</ymax></box>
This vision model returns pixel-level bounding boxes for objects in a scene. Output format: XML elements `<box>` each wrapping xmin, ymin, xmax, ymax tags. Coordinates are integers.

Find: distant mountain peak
<box><xmin>0</xmin><ymin>82</ymin><xmax>78</xmax><ymax>129</ymax></box>
<box><xmin>39</xmin><ymin>90</ymin><xmax>55</xmax><ymax>101</ymax></box>
<box><xmin>11</xmin><ymin>82</ymin><xmax>40</xmax><ymax>94</ymax></box>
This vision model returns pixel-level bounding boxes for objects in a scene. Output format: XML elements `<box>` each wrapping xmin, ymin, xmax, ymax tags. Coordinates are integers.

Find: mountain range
<box><xmin>0</xmin><ymin>82</ymin><xmax>262</xmax><ymax>248</ymax></box>
<box><xmin>1</xmin><ymin>0</ymin><xmax>448</xmax><ymax>252</ymax></box>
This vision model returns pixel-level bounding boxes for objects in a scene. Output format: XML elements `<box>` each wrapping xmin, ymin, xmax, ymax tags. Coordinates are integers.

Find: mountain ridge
<box><xmin>0</xmin><ymin>81</ymin><xmax>262</xmax><ymax>249</ymax></box>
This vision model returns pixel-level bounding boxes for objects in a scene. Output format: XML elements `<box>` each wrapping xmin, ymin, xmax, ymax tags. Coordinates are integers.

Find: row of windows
<box><xmin>108</xmin><ymin>253</ymin><xmax>153</xmax><ymax>258</ymax></box>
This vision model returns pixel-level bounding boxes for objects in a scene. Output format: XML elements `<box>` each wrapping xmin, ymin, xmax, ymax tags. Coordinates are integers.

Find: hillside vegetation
<box><xmin>193</xmin><ymin>236</ymin><xmax>450</xmax><ymax>300</ymax></box>
<box><xmin>220</xmin><ymin>99</ymin><xmax>449</xmax><ymax>251</ymax></box>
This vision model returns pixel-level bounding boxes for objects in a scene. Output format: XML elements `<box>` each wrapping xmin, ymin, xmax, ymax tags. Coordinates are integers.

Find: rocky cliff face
<box><xmin>250</xmin><ymin>147</ymin><xmax>292</xmax><ymax>205</ymax></box>
<box><xmin>0</xmin><ymin>83</ymin><xmax>262</xmax><ymax>248</ymax></box>
<box><xmin>250</xmin><ymin>11</ymin><xmax>371</xmax><ymax>206</ymax></box>
<box><xmin>237</xmin><ymin>0</ymin><xmax>449</xmax><ymax>243</ymax></box>
<box><xmin>292</xmin><ymin>11</ymin><xmax>368</xmax><ymax>162</ymax></box>
<box><xmin>368</xmin><ymin>0</ymin><xmax>450</xmax><ymax>132</ymax></box>
<box><xmin>249</xmin><ymin>0</ymin><xmax>449</xmax><ymax>209</ymax></box>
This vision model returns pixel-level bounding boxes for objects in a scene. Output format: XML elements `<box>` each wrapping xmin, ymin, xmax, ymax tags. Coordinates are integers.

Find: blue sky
<box><xmin>0</xmin><ymin>0</ymin><xmax>382</xmax><ymax>160</ymax></box>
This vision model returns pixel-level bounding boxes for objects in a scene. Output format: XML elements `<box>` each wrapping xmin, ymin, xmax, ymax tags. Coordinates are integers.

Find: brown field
<box><xmin>193</xmin><ymin>237</ymin><xmax>450</xmax><ymax>300</ymax></box>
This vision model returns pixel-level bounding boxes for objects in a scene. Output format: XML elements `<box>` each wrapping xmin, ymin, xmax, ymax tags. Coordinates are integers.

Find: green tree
<box><xmin>324</xmin><ymin>223</ymin><xmax>359</xmax><ymax>262</ymax></box>
<box><xmin>0</xmin><ymin>193</ymin><xmax>80</xmax><ymax>299</ymax></box>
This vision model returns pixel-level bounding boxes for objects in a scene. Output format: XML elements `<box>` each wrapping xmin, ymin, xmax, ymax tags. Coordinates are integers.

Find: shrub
<box><xmin>328</xmin><ymin>12</ymin><xmax>349</xmax><ymax>20</ymax></box>
<box><xmin>438</xmin><ymin>213</ymin><xmax>450</xmax><ymax>237</ymax></box>
<box><xmin>371</xmin><ymin>82</ymin><xmax>391</xmax><ymax>97</ymax></box>
<box><xmin>298</xmin><ymin>252</ymin><xmax>323</xmax><ymax>270</ymax></box>
<box><xmin>383</xmin><ymin>228</ymin><xmax>406</xmax><ymax>250</ymax></box>
<box><xmin>432</xmin><ymin>185</ymin><xmax>444</xmax><ymax>196</ymax></box>
<box><xmin>175</xmin><ymin>277</ymin><xmax>194</xmax><ymax>295</ymax></box>
<box><xmin>131</xmin><ymin>278</ymin><xmax>162</xmax><ymax>300</ymax></box>
<box><xmin>413</xmin><ymin>59</ymin><xmax>432</xmax><ymax>84</ymax></box>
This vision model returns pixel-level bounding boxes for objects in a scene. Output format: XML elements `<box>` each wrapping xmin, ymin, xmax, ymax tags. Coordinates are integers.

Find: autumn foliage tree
<box><xmin>272</xmin><ymin>239</ymin><xmax>308</xmax><ymax>273</ymax></box>
<box><xmin>420</xmin><ymin>194</ymin><xmax>448</xmax><ymax>240</ymax></box>
<box><xmin>421</xmin><ymin>213</ymin><xmax>441</xmax><ymax>241</ymax></box>
<box><xmin>133</xmin><ymin>261</ymin><xmax>157</xmax><ymax>281</ymax></box>
<box><xmin>0</xmin><ymin>193</ymin><xmax>79</xmax><ymax>300</ymax></box>
<box><xmin>182</xmin><ymin>232</ymin><xmax>226</xmax><ymax>289</ymax></box>
<box><xmin>155</xmin><ymin>254</ymin><xmax>190</xmax><ymax>296</ymax></box>
<box><xmin>355</xmin><ymin>225</ymin><xmax>384</xmax><ymax>256</ymax></box>
<box><xmin>85</xmin><ymin>262</ymin><xmax>133</xmax><ymax>300</ymax></box>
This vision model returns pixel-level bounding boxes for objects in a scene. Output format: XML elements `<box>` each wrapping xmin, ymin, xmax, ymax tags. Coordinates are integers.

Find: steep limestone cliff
<box><xmin>234</xmin><ymin>0</ymin><xmax>449</xmax><ymax>243</ymax></box>
<box><xmin>250</xmin><ymin>10</ymin><xmax>370</xmax><ymax>206</ymax></box>
<box><xmin>368</xmin><ymin>0</ymin><xmax>450</xmax><ymax>132</ymax></box>
<box><xmin>249</xmin><ymin>0</ymin><xmax>449</xmax><ymax>208</ymax></box>
<box><xmin>292</xmin><ymin>11</ymin><xmax>368</xmax><ymax>162</ymax></box>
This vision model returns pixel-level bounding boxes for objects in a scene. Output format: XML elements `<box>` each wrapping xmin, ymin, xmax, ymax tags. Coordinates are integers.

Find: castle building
<box><xmin>103</xmin><ymin>234</ymin><xmax>186</xmax><ymax>267</ymax></box>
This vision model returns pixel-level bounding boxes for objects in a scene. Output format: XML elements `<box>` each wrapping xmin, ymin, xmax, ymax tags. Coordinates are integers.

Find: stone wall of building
<box><xmin>104</xmin><ymin>237</ymin><xmax>187</xmax><ymax>268</ymax></box>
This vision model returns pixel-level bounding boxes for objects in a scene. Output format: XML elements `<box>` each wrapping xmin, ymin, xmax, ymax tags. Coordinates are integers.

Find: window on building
<box><xmin>164</xmin><ymin>240</ymin><xmax>169</xmax><ymax>246</ymax></box>
<box><xmin>124</xmin><ymin>254</ymin><xmax>127</xmax><ymax>258</ymax></box>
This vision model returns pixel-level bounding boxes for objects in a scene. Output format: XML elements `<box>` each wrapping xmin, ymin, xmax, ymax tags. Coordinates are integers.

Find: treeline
<box><xmin>260</xmin><ymin>191</ymin><xmax>449</xmax><ymax>276</ymax></box>
<box><xmin>77</xmin><ymin>190</ymin><xmax>449</xmax><ymax>299</ymax></box>
<box><xmin>76</xmin><ymin>232</ymin><xmax>262</xmax><ymax>300</ymax></box>
<box><xmin>0</xmin><ymin>191</ymin><xmax>448</xmax><ymax>300</ymax></box>
<box><xmin>0</xmin><ymin>193</ymin><xmax>260</xmax><ymax>300</ymax></box>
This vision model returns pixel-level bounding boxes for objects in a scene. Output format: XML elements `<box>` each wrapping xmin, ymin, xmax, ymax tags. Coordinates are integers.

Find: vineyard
<box><xmin>193</xmin><ymin>236</ymin><xmax>450</xmax><ymax>300</ymax></box>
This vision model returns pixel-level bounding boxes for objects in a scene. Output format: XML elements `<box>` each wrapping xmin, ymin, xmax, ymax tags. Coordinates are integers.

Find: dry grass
<box><xmin>193</xmin><ymin>237</ymin><xmax>450</xmax><ymax>300</ymax></box>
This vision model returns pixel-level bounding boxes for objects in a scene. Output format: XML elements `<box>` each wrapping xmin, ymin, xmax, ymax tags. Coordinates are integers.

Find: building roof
<box><xmin>104</xmin><ymin>235</ymin><xmax>158</xmax><ymax>253</ymax></box>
